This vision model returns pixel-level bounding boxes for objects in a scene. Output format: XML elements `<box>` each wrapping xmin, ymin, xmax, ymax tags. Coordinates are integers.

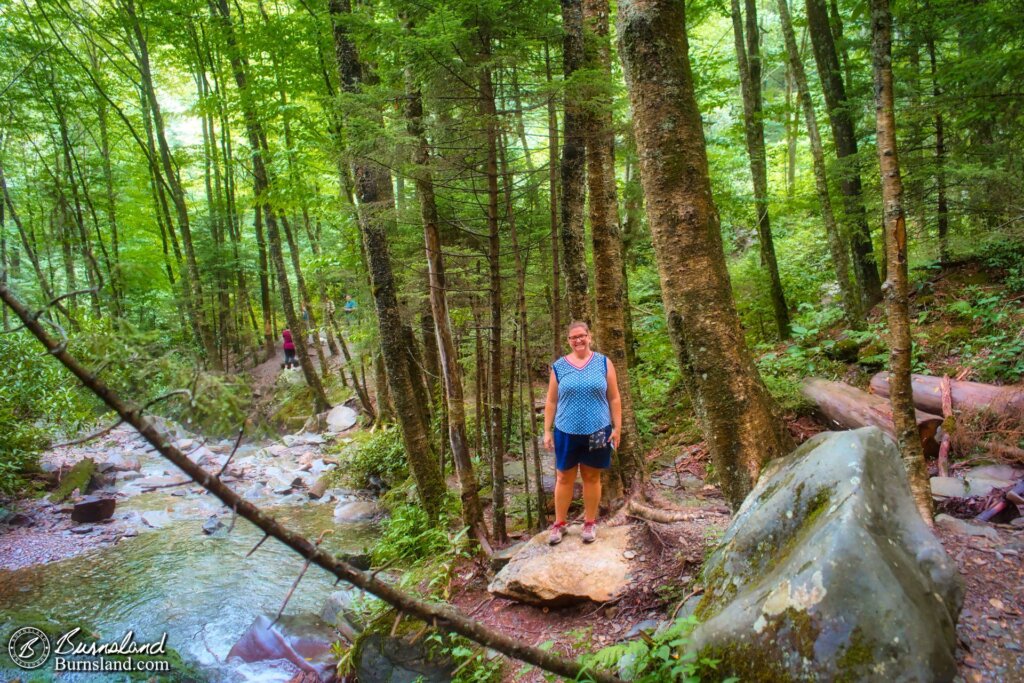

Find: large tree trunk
<box><xmin>730</xmin><ymin>0</ymin><xmax>790</xmax><ymax>339</ymax></box>
<box><xmin>805</xmin><ymin>0</ymin><xmax>883</xmax><ymax>311</ymax></box>
<box><xmin>583</xmin><ymin>0</ymin><xmax>645</xmax><ymax>495</ymax></box>
<box><xmin>618</xmin><ymin>0</ymin><xmax>792</xmax><ymax>510</ymax></box>
<box><xmin>330</xmin><ymin>0</ymin><xmax>444</xmax><ymax>517</ymax></box>
<box><xmin>870</xmin><ymin>0</ymin><xmax>933</xmax><ymax>522</ymax></box>
<box><xmin>777</xmin><ymin>0</ymin><xmax>859</xmax><ymax>322</ymax></box>
<box><xmin>802</xmin><ymin>378</ymin><xmax>943</xmax><ymax>458</ymax></box>
<box><xmin>211</xmin><ymin>0</ymin><xmax>329</xmax><ymax>410</ymax></box>
<box><xmin>560</xmin><ymin>0</ymin><xmax>591</xmax><ymax>326</ymax></box>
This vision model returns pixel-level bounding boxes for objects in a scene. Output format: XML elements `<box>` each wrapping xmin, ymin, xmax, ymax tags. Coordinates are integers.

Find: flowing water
<box><xmin>0</xmin><ymin>495</ymin><xmax>376</xmax><ymax>682</ymax></box>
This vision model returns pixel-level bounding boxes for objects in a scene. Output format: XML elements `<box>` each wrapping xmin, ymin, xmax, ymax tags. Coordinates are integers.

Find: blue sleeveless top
<box><xmin>552</xmin><ymin>352</ymin><xmax>612</xmax><ymax>435</ymax></box>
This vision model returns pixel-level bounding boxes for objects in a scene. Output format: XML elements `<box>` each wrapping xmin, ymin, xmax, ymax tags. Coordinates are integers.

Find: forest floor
<box><xmin>450</xmin><ymin>426</ymin><xmax>1024</xmax><ymax>683</ymax></box>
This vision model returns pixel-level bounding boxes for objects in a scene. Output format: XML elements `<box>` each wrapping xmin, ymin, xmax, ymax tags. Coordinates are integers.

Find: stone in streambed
<box><xmin>71</xmin><ymin>496</ymin><xmax>116</xmax><ymax>523</ymax></box>
<box><xmin>688</xmin><ymin>427</ymin><xmax>962</xmax><ymax>682</ymax></box>
<box><xmin>356</xmin><ymin>633</ymin><xmax>455</xmax><ymax>683</ymax></box>
<box><xmin>487</xmin><ymin>524</ymin><xmax>632</xmax><ymax>606</ymax></box>
<box><xmin>227</xmin><ymin>614</ymin><xmax>337</xmax><ymax>681</ymax></box>
<box><xmin>326</xmin><ymin>405</ymin><xmax>358</xmax><ymax>433</ymax></box>
<box><xmin>333</xmin><ymin>500</ymin><xmax>379</xmax><ymax>523</ymax></box>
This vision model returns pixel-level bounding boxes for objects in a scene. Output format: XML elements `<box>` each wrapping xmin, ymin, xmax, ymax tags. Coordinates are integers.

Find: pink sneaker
<box><xmin>548</xmin><ymin>521</ymin><xmax>567</xmax><ymax>545</ymax></box>
<box><xmin>582</xmin><ymin>521</ymin><xmax>597</xmax><ymax>544</ymax></box>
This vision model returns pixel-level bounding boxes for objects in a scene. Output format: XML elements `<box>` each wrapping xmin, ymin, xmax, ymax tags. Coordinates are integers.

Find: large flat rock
<box><xmin>689</xmin><ymin>427</ymin><xmax>963</xmax><ymax>682</ymax></box>
<box><xmin>488</xmin><ymin>524</ymin><xmax>632</xmax><ymax>606</ymax></box>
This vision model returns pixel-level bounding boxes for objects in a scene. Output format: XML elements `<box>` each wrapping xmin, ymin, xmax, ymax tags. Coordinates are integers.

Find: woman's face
<box><xmin>567</xmin><ymin>327</ymin><xmax>590</xmax><ymax>353</ymax></box>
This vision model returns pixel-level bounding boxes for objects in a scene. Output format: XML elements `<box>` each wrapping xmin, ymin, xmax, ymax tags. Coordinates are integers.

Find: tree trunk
<box><xmin>545</xmin><ymin>42</ymin><xmax>562</xmax><ymax>361</ymax></box>
<box><xmin>805</xmin><ymin>0</ymin><xmax>883</xmax><ymax>311</ymax></box>
<box><xmin>478</xmin><ymin>49</ymin><xmax>507</xmax><ymax>542</ymax></box>
<box><xmin>407</xmin><ymin>75</ymin><xmax>489</xmax><ymax>541</ymax></box>
<box><xmin>560</xmin><ymin>0</ymin><xmax>591</xmax><ymax>326</ymax></box>
<box><xmin>618</xmin><ymin>0</ymin><xmax>793</xmax><ymax>509</ymax></box>
<box><xmin>870</xmin><ymin>0</ymin><xmax>933</xmax><ymax>523</ymax></box>
<box><xmin>331</xmin><ymin>0</ymin><xmax>445</xmax><ymax>517</ymax></box>
<box><xmin>583</xmin><ymin>0</ymin><xmax>645</xmax><ymax>494</ymax></box>
<box><xmin>777</xmin><ymin>0</ymin><xmax>859</xmax><ymax>322</ymax></box>
<box><xmin>730</xmin><ymin>0</ymin><xmax>790</xmax><ymax>339</ymax></box>
<box><xmin>926</xmin><ymin>38</ymin><xmax>949</xmax><ymax>265</ymax></box>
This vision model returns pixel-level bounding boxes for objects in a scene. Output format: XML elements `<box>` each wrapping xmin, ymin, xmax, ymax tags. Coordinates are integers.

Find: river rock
<box><xmin>934</xmin><ymin>513</ymin><xmax>999</xmax><ymax>540</ymax></box>
<box><xmin>326</xmin><ymin>405</ymin><xmax>358</xmax><ymax>433</ymax></box>
<box><xmin>930</xmin><ymin>476</ymin><xmax>968</xmax><ymax>499</ymax></box>
<box><xmin>97</xmin><ymin>452</ymin><xmax>141</xmax><ymax>473</ymax></box>
<box><xmin>356</xmin><ymin>633</ymin><xmax>455</xmax><ymax>683</ymax></box>
<box><xmin>228</xmin><ymin>614</ymin><xmax>337</xmax><ymax>681</ymax></box>
<box><xmin>487</xmin><ymin>524</ymin><xmax>632</xmax><ymax>606</ymax></box>
<box><xmin>321</xmin><ymin>590</ymin><xmax>368</xmax><ymax>642</ymax></box>
<box><xmin>688</xmin><ymin>427</ymin><xmax>962</xmax><ymax>682</ymax></box>
<box><xmin>141</xmin><ymin>510</ymin><xmax>172</xmax><ymax>529</ymax></box>
<box><xmin>202</xmin><ymin>515</ymin><xmax>224</xmax><ymax>535</ymax></box>
<box><xmin>333</xmin><ymin>500</ymin><xmax>379</xmax><ymax>523</ymax></box>
<box><xmin>71</xmin><ymin>496</ymin><xmax>116</xmax><ymax>523</ymax></box>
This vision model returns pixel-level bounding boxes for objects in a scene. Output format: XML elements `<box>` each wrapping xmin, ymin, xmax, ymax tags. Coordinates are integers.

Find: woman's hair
<box><xmin>566</xmin><ymin>321</ymin><xmax>589</xmax><ymax>335</ymax></box>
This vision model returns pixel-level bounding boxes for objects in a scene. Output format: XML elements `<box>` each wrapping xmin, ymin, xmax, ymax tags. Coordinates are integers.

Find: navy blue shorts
<box><xmin>554</xmin><ymin>425</ymin><xmax>613</xmax><ymax>471</ymax></box>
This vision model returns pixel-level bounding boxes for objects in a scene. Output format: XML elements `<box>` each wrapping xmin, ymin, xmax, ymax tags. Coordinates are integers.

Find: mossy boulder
<box><xmin>49</xmin><ymin>458</ymin><xmax>96</xmax><ymax>502</ymax></box>
<box><xmin>855</xmin><ymin>340</ymin><xmax>887</xmax><ymax>369</ymax></box>
<box><xmin>822</xmin><ymin>334</ymin><xmax>866</xmax><ymax>363</ymax></box>
<box><xmin>689</xmin><ymin>428</ymin><xmax>962</xmax><ymax>682</ymax></box>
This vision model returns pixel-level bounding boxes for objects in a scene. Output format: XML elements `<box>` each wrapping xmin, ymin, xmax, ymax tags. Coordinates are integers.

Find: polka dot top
<box><xmin>552</xmin><ymin>352</ymin><xmax>612</xmax><ymax>435</ymax></box>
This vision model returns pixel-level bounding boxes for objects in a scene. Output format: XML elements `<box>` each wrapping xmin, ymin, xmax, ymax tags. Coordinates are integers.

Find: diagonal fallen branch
<box><xmin>0</xmin><ymin>281</ymin><xmax>621</xmax><ymax>683</ymax></box>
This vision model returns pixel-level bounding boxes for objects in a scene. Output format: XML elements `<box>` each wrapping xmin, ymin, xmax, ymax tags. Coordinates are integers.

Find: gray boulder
<box><xmin>333</xmin><ymin>500</ymin><xmax>379</xmax><ymax>523</ymax></box>
<box><xmin>488</xmin><ymin>524</ymin><xmax>632</xmax><ymax>606</ymax></box>
<box><xmin>326</xmin><ymin>405</ymin><xmax>358</xmax><ymax>433</ymax></box>
<box><xmin>689</xmin><ymin>427</ymin><xmax>962</xmax><ymax>682</ymax></box>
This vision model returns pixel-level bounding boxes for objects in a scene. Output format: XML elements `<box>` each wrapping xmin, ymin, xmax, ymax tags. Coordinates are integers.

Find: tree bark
<box><xmin>618</xmin><ymin>0</ymin><xmax>793</xmax><ymax>509</ymax></box>
<box><xmin>730</xmin><ymin>0</ymin><xmax>790</xmax><ymax>339</ymax></box>
<box><xmin>870</xmin><ymin>0</ymin><xmax>933</xmax><ymax>522</ymax></box>
<box><xmin>777</xmin><ymin>0</ymin><xmax>859</xmax><ymax>322</ymax></box>
<box><xmin>545</xmin><ymin>42</ymin><xmax>562</xmax><ymax>361</ymax></box>
<box><xmin>805</xmin><ymin>0</ymin><xmax>883</xmax><ymax>311</ymax></box>
<box><xmin>478</xmin><ymin>49</ymin><xmax>507</xmax><ymax>542</ymax></box>
<box><xmin>560</xmin><ymin>0</ymin><xmax>591</xmax><ymax>326</ymax></box>
<box><xmin>330</xmin><ymin>0</ymin><xmax>445</xmax><ymax>517</ymax></box>
<box><xmin>583</xmin><ymin>0</ymin><xmax>645</xmax><ymax>494</ymax></box>
<box><xmin>926</xmin><ymin>37</ymin><xmax>949</xmax><ymax>265</ymax></box>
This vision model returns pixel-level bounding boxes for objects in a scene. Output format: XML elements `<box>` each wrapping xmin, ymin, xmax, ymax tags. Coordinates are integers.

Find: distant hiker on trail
<box><xmin>543</xmin><ymin>321</ymin><xmax>622</xmax><ymax>545</ymax></box>
<box><xmin>281</xmin><ymin>329</ymin><xmax>297</xmax><ymax>369</ymax></box>
<box><xmin>343</xmin><ymin>294</ymin><xmax>357</xmax><ymax>316</ymax></box>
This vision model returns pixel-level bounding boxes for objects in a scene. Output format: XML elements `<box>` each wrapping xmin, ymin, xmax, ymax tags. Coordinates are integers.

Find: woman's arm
<box><xmin>543</xmin><ymin>368</ymin><xmax>559</xmax><ymax>450</ymax></box>
<box><xmin>606</xmin><ymin>359</ymin><xmax>622</xmax><ymax>449</ymax></box>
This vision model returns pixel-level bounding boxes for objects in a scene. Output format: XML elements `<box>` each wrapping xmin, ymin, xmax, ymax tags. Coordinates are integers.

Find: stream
<box><xmin>0</xmin><ymin>418</ymin><xmax>375</xmax><ymax>682</ymax></box>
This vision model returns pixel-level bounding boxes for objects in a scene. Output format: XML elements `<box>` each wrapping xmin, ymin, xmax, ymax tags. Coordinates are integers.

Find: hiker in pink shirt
<box><xmin>282</xmin><ymin>329</ymin><xmax>297</xmax><ymax>369</ymax></box>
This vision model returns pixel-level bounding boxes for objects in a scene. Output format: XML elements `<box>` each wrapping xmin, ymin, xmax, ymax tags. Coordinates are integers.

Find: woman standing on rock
<box><xmin>543</xmin><ymin>321</ymin><xmax>622</xmax><ymax>545</ymax></box>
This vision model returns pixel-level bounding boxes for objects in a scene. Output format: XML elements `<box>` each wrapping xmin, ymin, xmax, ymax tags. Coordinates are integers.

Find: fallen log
<box><xmin>870</xmin><ymin>372</ymin><xmax>1024</xmax><ymax>418</ymax></box>
<box><xmin>801</xmin><ymin>379</ymin><xmax>943</xmax><ymax>458</ymax></box>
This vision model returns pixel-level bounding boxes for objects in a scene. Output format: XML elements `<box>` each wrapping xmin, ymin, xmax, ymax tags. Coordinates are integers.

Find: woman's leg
<box><xmin>554</xmin><ymin>466</ymin><xmax>577</xmax><ymax>524</ymax></box>
<box><xmin>579</xmin><ymin>464</ymin><xmax>602</xmax><ymax>522</ymax></box>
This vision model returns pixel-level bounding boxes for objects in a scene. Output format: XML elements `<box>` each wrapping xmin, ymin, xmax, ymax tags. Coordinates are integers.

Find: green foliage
<box><xmin>0</xmin><ymin>331</ymin><xmax>95</xmax><ymax>494</ymax></box>
<box><xmin>370</xmin><ymin>498</ymin><xmax>452</xmax><ymax>566</ymax></box>
<box><xmin>329</xmin><ymin>427</ymin><xmax>409</xmax><ymax>489</ymax></box>
<box><xmin>425</xmin><ymin>633</ymin><xmax>504</xmax><ymax>683</ymax></box>
<box><xmin>577</xmin><ymin>616</ymin><xmax>734</xmax><ymax>683</ymax></box>
<box><xmin>938</xmin><ymin>286</ymin><xmax>1024</xmax><ymax>382</ymax></box>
